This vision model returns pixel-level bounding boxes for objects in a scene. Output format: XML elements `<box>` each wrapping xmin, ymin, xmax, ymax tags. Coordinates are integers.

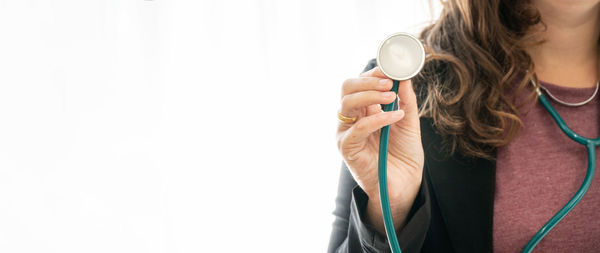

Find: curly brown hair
<box><xmin>412</xmin><ymin>0</ymin><xmax>545</xmax><ymax>160</ymax></box>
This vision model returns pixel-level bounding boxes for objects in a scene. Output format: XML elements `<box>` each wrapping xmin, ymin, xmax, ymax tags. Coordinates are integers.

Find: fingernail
<box><xmin>383</xmin><ymin>91</ymin><xmax>395</xmax><ymax>98</ymax></box>
<box><xmin>379</xmin><ymin>79</ymin><xmax>391</xmax><ymax>87</ymax></box>
<box><xmin>395</xmin><ymin>110</ymin><xmax>405</xmax><ymax>117</ymax></box>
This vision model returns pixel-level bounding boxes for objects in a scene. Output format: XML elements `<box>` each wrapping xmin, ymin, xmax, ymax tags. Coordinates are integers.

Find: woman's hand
<box><xmin>336</xmin><ymin>66</ymin><xmax>424</xmax><ymax>234</ymax></box>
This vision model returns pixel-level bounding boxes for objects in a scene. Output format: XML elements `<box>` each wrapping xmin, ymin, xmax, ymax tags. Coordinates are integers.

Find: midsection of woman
<box><xmin>494</xmin><ymin>80</ymin><xmax>600</xmax><ymax>252</ymax></box>
<box><xmin>331</xmin><ymin>0</ymin><xmax>600</xmax><ymax>252</ymax></box>
<box><xmin>494</xmin><ymin>0</ymin><xmax>600</xmax><ymax>249</ymax></box>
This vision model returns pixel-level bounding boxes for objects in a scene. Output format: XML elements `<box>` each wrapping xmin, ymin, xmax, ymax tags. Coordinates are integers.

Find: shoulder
<box><xmin>362</xmin><ymin>58</ymin><xmax>378</xmax><ymax>73</ymax></box>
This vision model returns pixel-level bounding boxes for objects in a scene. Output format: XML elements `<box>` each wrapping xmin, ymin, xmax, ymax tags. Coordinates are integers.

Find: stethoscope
<box><xmin>376</xmin><ymin>32</ymin><xmax>598</xmax><ymax>253</ymax></box>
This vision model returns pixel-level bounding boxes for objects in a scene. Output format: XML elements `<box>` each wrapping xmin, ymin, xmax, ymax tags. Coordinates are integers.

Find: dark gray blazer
<box><xmin>328</xmin><ymin>59</ymin><xmax>496</xmax><ymax>253</ymax></box>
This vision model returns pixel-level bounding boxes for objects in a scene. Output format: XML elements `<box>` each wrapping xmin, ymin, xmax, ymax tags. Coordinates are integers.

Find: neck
<box><xmin>526</xmin><ymin>0</ymin><xmax>600</xmax><ymax>88</ymax></box>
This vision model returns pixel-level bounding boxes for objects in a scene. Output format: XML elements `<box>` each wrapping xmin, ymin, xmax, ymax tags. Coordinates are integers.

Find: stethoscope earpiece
<box><xmin>376</xmin><ymin>32</ymin><xmax>426</xmax><ymax>81</ymax></box>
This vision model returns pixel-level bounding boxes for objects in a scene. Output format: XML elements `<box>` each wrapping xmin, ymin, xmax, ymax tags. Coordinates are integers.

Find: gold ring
<box><xmin>337</xmin><ymin>111</ymin><xmax>357</xmax><ymax>124</ymax></box>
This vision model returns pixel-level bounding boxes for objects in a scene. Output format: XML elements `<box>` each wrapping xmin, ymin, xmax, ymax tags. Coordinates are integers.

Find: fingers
<box><xmin>352</xmin><ymin>110</ymin><xmax>405</xmax><ymax>140</ymax></box>
<box><xmin>359</xmin><ymin>66</ymin><xmax>387</xmax><ymax>78</ymax></box>
<box><xmin>341</xmin><ymin>77</ymin><xmax>393</xmax><ymax>98</ymax></box>
<box><xmin>338</xmin><ymin>67</ymin><xmax>395</xmax><ymax>122</ymax></box>
<box><xmin>340</xmin><ymin>90</ymin><xmax>397</xmax><ymax>118</ymax></box>
<box><xmin>339</xmin><ymin>110</ymin><xmax>406</xmax><ymax>157</ymax></box>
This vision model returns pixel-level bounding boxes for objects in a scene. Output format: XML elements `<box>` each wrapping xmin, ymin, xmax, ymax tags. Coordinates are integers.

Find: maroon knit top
<box><xmin>494</xmin><ymin>79</ymin><xmax>600</xmax><ymax>252</ymax></box>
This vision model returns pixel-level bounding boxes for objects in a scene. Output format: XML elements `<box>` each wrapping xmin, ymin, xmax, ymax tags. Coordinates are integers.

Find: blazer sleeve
<box><xmin>327</xmin><ymin>59</ymin><xmax>432</xmax><ymax>253</ymax></box>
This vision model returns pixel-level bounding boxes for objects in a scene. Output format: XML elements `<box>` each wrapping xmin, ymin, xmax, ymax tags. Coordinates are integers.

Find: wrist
<box><xmin>365</xmin><ymin>185</ymin><xmax>418</xmax><ymax>230</ymax></box>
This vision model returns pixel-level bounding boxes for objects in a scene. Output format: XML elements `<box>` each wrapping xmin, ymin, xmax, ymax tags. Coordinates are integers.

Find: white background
<box><xmin>0</xmin><ymin>0</ymin><xmax>439</xmax><ymax>252</ymax></box>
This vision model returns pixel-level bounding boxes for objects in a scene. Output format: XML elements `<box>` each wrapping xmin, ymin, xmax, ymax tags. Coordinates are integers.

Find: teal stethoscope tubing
<box><xmin>378</xmin><ymin>80</ymin><xmax>402</xmax><ymax>253</ymax></box>
<box><xmin>377</xmin><ymin>81</ymin><xmax>597</xmax><ymax>253</ymax></box>
<box><xmin>521</xmin><ymin>88</ymin><xmax>598</xmax><ymax>252</ymax></box>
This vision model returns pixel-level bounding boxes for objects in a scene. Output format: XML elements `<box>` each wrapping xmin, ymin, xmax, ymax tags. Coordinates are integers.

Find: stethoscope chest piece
<box><xmin>376</xmin><ymin>32</ymin><xmax>426</xmax><ymax>80</ymax></box>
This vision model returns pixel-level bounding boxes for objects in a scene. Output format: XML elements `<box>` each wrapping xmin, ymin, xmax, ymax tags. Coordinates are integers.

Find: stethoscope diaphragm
<box><xmin>376</xmin><ymin>32</ymin><xmax>426</xmax><ymax>81</ymax></box>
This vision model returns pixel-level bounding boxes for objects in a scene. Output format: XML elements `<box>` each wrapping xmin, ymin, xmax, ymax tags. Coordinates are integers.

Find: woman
<box><xmin>329</xmin><ymin>0</ymin><xmax>600</xmax><ymax>252</ymax></box>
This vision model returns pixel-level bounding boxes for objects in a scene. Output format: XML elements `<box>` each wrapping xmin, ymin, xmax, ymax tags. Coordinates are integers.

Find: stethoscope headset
<box><xmin>375</xmin><ymin>32</ymin><xmax>598</xmax><ymax>253</ymax></box>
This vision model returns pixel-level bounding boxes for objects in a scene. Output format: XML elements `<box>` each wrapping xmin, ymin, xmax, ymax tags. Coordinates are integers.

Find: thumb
<box><xmin>394</xmin><ymin>79</ymin><xmax>420</xmax><ymax>128</ymax></box>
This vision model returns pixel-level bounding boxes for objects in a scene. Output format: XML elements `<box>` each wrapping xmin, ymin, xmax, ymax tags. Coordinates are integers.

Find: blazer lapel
<box><xmin>420</xmin><ymin>117</ymin><xmax>496</xmax><ymax>252</ymax></box>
